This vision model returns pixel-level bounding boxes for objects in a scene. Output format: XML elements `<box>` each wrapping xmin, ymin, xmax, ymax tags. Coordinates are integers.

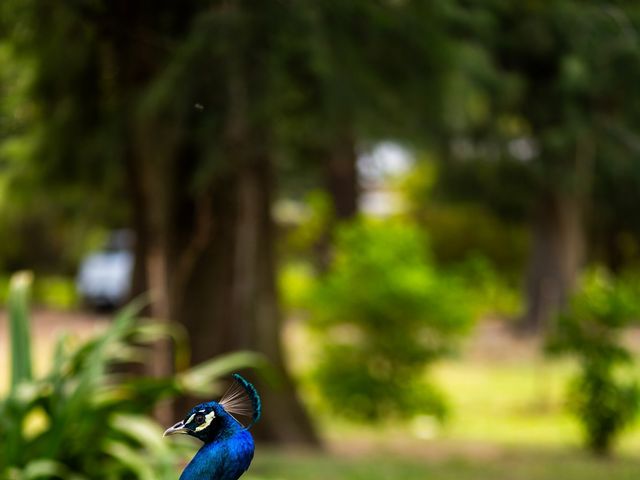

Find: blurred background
<box><xmin>2</xmin><ymin>1</ymin><xmax>640</xmax><ymax>479</ymax></box>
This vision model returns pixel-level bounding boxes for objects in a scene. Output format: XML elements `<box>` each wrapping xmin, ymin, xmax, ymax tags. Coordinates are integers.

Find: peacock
<box><xmin>164</xmin><ymin>374</ymin><xmax>261</xmax><ymax>480</ymax></box>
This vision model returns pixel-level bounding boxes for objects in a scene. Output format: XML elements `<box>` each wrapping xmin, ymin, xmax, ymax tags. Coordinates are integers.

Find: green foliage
<box><xmin>307</xmin><ymin>219</ymin><xmax>473</xmax><ymax>422</ymax></box>
<box><xmin>31</xmin><ymin>276</ymin><xmax>77</xmax><ymax>309</ymax></box>
<box><xmin>0</xmin><ymin>272</ymin><xmax>263</xmax><ymax>479</ymax></box>
<box><xmin>8</xmin><ymin>272</ymin><xmax>34</xmax><ymax>391</ymax></box>
<box><xmin>450</xmin><ymin>255</ymin><xmax>522</xmax><ymax>320</ymax></box>
<box><xmin>547</xmin><ymin>269</ymin><xmax>640</xmax><ymax>455</ymax></box>
<box><xmin>0</xmin><ymin>275</ymin><xmax>78</xmax><ymax>310</ymax></box>
<box><xmin>402</xmin><ymin>162</ymin><xmax>529</xmax><ymax>281</ymax></box>
<box><xmin>279</xmin><ymin>262</ymin><xmax>316</xmax><ymax>313</ymax></box>
<box><xmin>0</xmin><ymin>16</ymin><xmax>124</xmax><ymax>275</ymax></box>
<box><xmin>434</xmin><ymin>2</ymin><xmax>640</xmax><ymax>283</ymax></box>
<box><xmin>283</xmin><ymin>191</ymin><xmax>334</xmax><ymax>261</ymax></box>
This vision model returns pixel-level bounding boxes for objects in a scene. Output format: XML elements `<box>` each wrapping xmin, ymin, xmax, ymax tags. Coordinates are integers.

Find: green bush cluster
<box><xmin>0</xmin><ymin>272</ymin><xmax>261</xmax><ymax>479</ymax></box>
<box><xmin>307</xmin><ymin>220</ymin><xmax>474</xmax><ymax>423</ymax></box>
<box><xmin>547</xmin><ymin>269</ymin><xmax>640</xmax><ymax>455</ymax></box>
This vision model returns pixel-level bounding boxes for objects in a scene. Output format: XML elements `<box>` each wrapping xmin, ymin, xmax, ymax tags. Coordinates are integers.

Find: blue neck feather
<box><xmin>179</xmin><ymin>413</ymin><xmax>255</xmax><ymax>480</ymax></box>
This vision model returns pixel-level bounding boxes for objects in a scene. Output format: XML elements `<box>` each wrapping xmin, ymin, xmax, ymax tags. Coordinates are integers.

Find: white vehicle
<box><xmin>76</xmin><ymin>230</ymin><xmax>134</xmax><ymax>309</ymax></box>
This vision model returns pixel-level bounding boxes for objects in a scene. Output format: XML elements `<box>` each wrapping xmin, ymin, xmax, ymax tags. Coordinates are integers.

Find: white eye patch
<box><xmin>194</xmin><ymin>410</ymin><xmax>216</xmax><ymax>432</ymax></box>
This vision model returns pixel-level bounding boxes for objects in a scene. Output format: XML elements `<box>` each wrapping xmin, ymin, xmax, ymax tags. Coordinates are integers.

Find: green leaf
<box><xmin>177</xmin><ymin>351</ymin><xmax>267</xmax><ymax>396</ymax></box>
<box><xmin>8</xmin><ymin>271</ymin><xmax>33</xmax><ymax>392</ymax></box>
<box><xmin>22</xmin><ymin>459</ymin><xmax>86</xmax><ymax>480</ymax></box>
<box><xmin>110</xmin><ymin>414</ymin><xmax>170</xmax><ymax>454</ymax></box>
<box><xmin>104</xmin><ymin>440</ymin><xmax>156</xmax><ymax>480</ymax></box>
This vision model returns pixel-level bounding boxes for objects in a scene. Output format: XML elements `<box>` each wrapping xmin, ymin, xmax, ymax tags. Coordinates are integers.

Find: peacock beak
<box><xmin>163</xmin><ymin>420</ymin><xmax>189</xmax><ymax>437</ymax></box>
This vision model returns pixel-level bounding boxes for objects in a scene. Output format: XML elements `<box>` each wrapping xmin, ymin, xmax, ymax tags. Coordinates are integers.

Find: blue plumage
<box><xmin>164</xmin><ymin>374</ymin><xmax>261</xmax><ymax>480</ymax></box>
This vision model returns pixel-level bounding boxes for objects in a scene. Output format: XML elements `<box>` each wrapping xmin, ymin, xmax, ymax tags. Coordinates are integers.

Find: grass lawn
<box><xmin>246</xmin><ymin>358</ymin><xmax>640</xmax><ymax>480</ymax></box>
<box><xmin>290</xmin><ymin>320</ymin><xmax>640</xmax><ymax>452</ymax></box>
<box><xmin>246</xmin><ymin>447</ymin><xmax>640</xmax><ymax>480</ymax></box>
<box><xmin>431</xmin><ymin>340</ymin><xmax>640</xmax><ymax>452</ymax></box>
<box><xmin>268</xmin><ymin>320</ymin><xmax>640</xmax><ymax>479</ymax></box>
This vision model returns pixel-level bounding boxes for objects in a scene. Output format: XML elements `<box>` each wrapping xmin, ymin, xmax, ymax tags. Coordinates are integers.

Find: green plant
<box><xmin>546</xmin><ymin>268</ymin><xmax>640</xmax><ymax>455</ymax></box>
<box><xmin>0</xmin><ymin>275</ymin><xmax>78</xmax><ymax>310</ymax></box>
<box><xmin>0</xmin><ymin>272</ymin><xmax>263</xmax><ymax>479</ymax></box>
<box><xmin>449</xmin><ymin>255</ymin><xmax>522</xmax><ymax>320</ymax></box>
<box><xmin>307</xmin><ymin>219</ymin><xmax>473</xmax><ymax>423</ymax></box>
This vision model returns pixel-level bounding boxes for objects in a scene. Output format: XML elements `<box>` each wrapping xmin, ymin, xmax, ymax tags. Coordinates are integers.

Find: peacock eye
<box><xmin>194</xmin><ymin>413</ymin><xmax>206</xmax><ymax>425</ymax></box>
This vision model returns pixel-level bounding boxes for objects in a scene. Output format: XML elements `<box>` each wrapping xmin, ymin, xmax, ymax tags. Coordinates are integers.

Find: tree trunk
<box><xmin>519</xmin><ymin>136</ymin><xmax>593</xmax><ymax>333</ymax></box>
<box><xmin>125</xmin><ymin>90</ymin><xmax>319</xmax><ymax>444</ymax></box>
<box><xmin>316</xmin><ymin>132</ymin><xmax>359</xmax><ymax>269</ymax></box>
<box><xmin>125</xmin><ymin>145</ymin><xmax>150</xmax><ymax>306</ymax></box>
<box><xmin>165</xmin><ymin>156</ymin><xmax>319</xmax><ymax>445</ymax></box>
<box><xmin>130</xmin><ymin>119</ymin><xmax>180</xmax><ymax>425</ymax></box>
<box><xmin>325</xmin><ymin>132</ymin><xmax>359</xmax><ymax>220</ymax></box>
<box><xmin>111</xmin><ymin>0</ymin><xmax>318</xmax><ymax>445</ymax></box>
<box><xmin>519</xmin><ymin>191</ymin><xmax>584</xmax><ymax>332</ymax></box>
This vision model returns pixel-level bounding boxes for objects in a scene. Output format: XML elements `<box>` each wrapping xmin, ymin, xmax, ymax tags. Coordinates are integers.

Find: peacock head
<box><xmin>163</xmin><ymin>402</ymin><xmax>229</xmax><ymax>442</ymax></box>
<box><xmin>163</xmin><ymin>373</ymin><xmax>261</xmax><ymax>443</ymax></box>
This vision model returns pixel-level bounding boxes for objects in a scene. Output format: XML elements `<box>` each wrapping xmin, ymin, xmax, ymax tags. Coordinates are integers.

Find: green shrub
<box><xmin>0</xmin><ymin>272</ymin><xmax>262</xmax><ymax>479</ymax></box>
<box><xmin>449</xmin><ymin>255</ymin><xmax>522</xmax><ymax>320</ymax></box>
<box><xmin>401</xmin><ymin>163</ymin><xmax>529</xmax><ymax>280</ymax></box>
<box><xmin>307</xmin><ymin>219</ymin><xmax>474</xmax><ymax>423</ymax></box>
<box><xmin>547</xmin><ymin>268</ymin><xmax>640</xmax><ymax>455</ymax></box>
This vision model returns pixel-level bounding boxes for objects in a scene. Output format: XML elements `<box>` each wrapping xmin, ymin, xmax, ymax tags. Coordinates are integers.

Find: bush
<box><xmin>307</xmin><ymin>220</ymin><xmax>473</xmax><ymax>423</ymax></box>
<box><xmin>0</xmin><ymin>272</ymin><xmax>262</xmax><ymax>479</ymax></box>
<box><xmin>546</xmin><ymin>268</ymin><xmax>640</xmax><ymax>455</ymax></box>
<box><xmin>449</xmin><ymin>255</ymin><xmax>522</xmax><ymax>320</ymax></box>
